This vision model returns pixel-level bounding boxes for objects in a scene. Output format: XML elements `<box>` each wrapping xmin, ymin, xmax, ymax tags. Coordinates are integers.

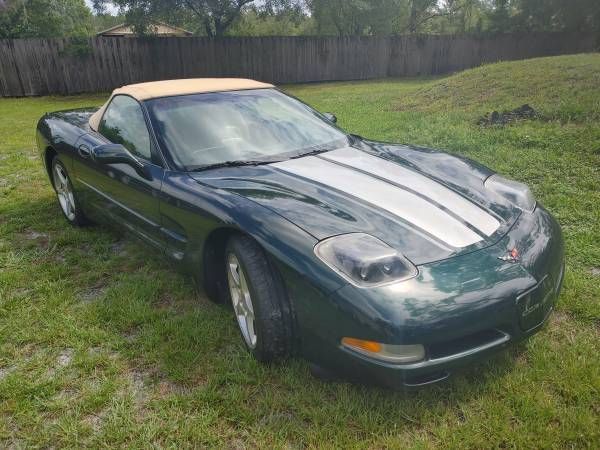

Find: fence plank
<box><xmin>0</xmin><ymin>33</ymin><xmax>596</xmax><ymax>97</ymax></box>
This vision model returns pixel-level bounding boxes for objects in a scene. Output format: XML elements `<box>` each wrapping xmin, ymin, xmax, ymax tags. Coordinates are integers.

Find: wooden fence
<box><xmin>0</xmin><ymin>32</ymin><xmax>597</xmax><ymax>97</ymax></box>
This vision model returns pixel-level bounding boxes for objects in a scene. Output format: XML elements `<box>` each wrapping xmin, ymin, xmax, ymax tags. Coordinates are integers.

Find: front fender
<box><xmin>159</xmin><ymin>171</ymin><xmax>347</xmax><ymax>296</ymax></box>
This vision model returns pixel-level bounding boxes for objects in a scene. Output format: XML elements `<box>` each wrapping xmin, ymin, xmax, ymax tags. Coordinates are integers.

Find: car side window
<box><xmin>99</xmin><ymin>95</ymin><xmax>152</xmax><ymax>160</ymax></box>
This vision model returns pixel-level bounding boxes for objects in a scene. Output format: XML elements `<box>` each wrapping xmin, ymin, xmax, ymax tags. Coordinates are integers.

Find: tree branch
<box><xmin>403</xmin><ymin>2</ymin><xmax>466</xmax><ymax>33</ymax></box>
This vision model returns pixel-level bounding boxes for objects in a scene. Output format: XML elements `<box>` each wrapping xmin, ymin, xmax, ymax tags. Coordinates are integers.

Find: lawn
<box><xmin>0</xmin><ymin>54</ymin><xmax>599</xmax><ymax>448</ymax></box>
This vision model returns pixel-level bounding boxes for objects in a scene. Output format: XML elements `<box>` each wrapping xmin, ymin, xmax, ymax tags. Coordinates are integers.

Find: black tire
<box><xmin>51</xmin><ymin>157</ymin><xmax>89</xmax><ymax>226</ymax></box>
<box><xmin>224</xmin><ymin>234</ymin><xmax>294</xmax><ymax>362</ymax></box>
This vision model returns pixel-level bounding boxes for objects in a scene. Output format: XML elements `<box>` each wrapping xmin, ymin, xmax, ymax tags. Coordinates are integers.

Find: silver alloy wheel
<box><xmin>227</xmin><ymin>253</ymin><xmax>257</xmax><ymax>349</ymax></box>
<box><xmin>53</xmin><ymin>164</ymin><xmax>76</xmax><ymax>221</ymax></box>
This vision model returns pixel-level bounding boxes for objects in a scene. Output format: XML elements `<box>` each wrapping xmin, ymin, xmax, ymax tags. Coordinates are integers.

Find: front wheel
<box><xmin>51</xmin><ymin>157</ymin><xmax>88</xmax><ymax>226</ymax></box>
<box><xmin>225</xmin><ymin>235</ymin><xmax>294</xmax><ymax>362</ymax></box>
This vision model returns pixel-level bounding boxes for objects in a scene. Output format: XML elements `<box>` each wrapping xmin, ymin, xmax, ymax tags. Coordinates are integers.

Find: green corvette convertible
<box><xmin>36</xmin><ymin>78</ymin><xmax>565</xmax><ymax>387</ymax></box>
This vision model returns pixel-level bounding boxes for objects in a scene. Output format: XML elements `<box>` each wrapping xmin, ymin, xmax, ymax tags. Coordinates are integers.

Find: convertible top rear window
<box><xmin>145</xmin><ymin>89</ymin><xmax>347</xmax><ymax>170</ymax></box>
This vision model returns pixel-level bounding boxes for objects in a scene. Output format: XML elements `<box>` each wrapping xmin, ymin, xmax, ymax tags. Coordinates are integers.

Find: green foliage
<box><xmin>0</xmin><ymin>0</ymin><xmax>93</xmax><ymax>38</ymax></box>
<box><xmin>91</xmin><ymin>13</ymin><xmax>125</xmax><ymax>33</ymax></box>
<box><xmin>307</xmin><ymin>0</ymin><xmax>600</xmax><ymax>35</ymax></box>
<box><xmin>309</xmin><ymin>0</ymin><xmax>488</xmax><ymax>35</ymax></box>
<box><xmin>0</xmin><ymin>0</ymin><xmax>30</xmax><ymax>37</ymax></box>
<box><xmin>485</xmin><ymin>0</ymin><xmax>600</xmax><ymax>33</ymax></box>
<box><xmin>61</xmin><ymin>36</ymin><xmax>93</xmax><ymax>57</ymax></box>
<box><xmin>228</xmin><ymin>3</ymin><xmax>313</xmax><ymax>36</ymax></box>
<box><xmin>93</xmin><ymin>0</ymin><xmax>259</xmax><ymax>37</ymax></box>
<box><xmin>513</xmin><ymin>0</ymin><xmax>600</xmax><ymax>32</ymax></box>
<box><xmin>0</xmin><ymin>54</ymin><xmax>599</xmax><ymax>447</ymax></box>
<box><xmin>310</xmin><ymin>0</ymin><xmax>403</xmax><ymax>36</ymax></box>
<box><xmin>2</xmin><ymin>0</ymin><xmax>599</xmax><ymax>37</ymax></box>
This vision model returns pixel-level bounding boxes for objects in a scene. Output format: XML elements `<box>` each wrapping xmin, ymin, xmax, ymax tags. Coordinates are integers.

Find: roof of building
<box><xmin>88</xmin><ymin>78</ymin><xmax>274</xmax><ymax>130</ymax></box>
<box><xmin>97</xmin><ymin>21</ymin><xmax>193</xmax><ymax>37</ymax></box>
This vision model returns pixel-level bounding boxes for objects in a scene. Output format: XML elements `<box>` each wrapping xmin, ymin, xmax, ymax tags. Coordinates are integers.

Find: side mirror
<box><xmin>323</xmin><ymin>112</ymin><xmax>337</xmax><ymax>123</ymax></box>
<box><xmin>92</xmin><ymin>143</ymin><xmax>151</xmax><ymax>180</ymax></box>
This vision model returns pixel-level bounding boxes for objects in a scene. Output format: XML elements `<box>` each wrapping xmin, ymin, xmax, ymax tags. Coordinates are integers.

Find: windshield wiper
<box><xmin>188</xmin><ymin>159</ymin><xmax>281</xmax><ymax>172</ymax></box>
<box><xmin>289</xmin><ymin>147</ymin><xmax>330</xmax><ymax>159</ymax></box>
<box><xmin>188</xmin><ymin>139</ymin><xmax>349</xmax><ymax>172</ymax></box>
<box><xmin>287</xmin><ymin>138</ymin><xmax>352</xmax><ymax>160</ymax></box>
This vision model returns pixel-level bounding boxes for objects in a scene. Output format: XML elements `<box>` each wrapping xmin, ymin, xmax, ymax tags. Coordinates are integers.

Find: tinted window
<box><xmin>145</xmin><ymin>89</ymin><xmax>348</xmax><ymax>170</ymax></box>
<box><xmin>99</xmin><ymin>95</ymin><xmax>152</xmax><ymax>160</ymax></box>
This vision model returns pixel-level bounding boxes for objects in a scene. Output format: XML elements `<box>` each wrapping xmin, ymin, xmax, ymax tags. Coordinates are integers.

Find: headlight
<box><xmin>485</xmin><ymin>174</ymin><xmax>536</xmax><ymax>213</ymax></box>
<box><xmin>314</xmin><ymin>233</ymin><xmax>418</xmax><ymax>287</ymax></box>
<box><xmin>341</xmin><ymin>337</ymin><xmax>425</xmax><ymax>364</ymax></box>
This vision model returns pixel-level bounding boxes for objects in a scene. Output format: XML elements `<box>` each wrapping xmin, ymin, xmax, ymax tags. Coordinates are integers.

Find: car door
<box><xmin>73</xmin><ymin>95</ymin><xmax>165</xmax><ymax>249</ymax></box>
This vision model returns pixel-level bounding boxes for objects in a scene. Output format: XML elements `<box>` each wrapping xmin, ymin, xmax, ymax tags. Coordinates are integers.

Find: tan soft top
<box><xmin>89</xmin><ymin>78</ymin><xmax>274</xmax><ymax>131</ymax></box>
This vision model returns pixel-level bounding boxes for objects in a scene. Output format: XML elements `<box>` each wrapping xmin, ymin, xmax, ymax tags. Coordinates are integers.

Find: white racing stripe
<box><xmin>321</xmin><ymin>147</ymin><xmax>500</xmax><ymax>236</ymax></box>
<box><xmin>272</xmin><ymin>155</ymin><xmax>485</xmax><ymax>248</ymax></box>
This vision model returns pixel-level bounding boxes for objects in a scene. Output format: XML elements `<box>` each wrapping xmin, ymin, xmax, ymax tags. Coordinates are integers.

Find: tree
<box><xmin>404</xmin><ymin>0</ymin><xmax>469</xmax><ymax>33</ymax></box>
<box><xmin>94</xmin><ymin>0</ymin><xmax>259</xmax><ymax>37</ymax></box>
<box><xmin>434</xmin><ymin>0</ymin><xmax>488</xmax><ymax>33</ymax></box>
<box><xmin>310</xmin><ymin>0</ymin><xmax>401</xmax><ymax>36</ymax></box>
<box><xmin>487</xmin><ymin>0</ymin><xmax>513</xmax><ymax>32</ymax></box>
<box><xmin>512</xmin><ymin>0</ymin><xmax>600</xmax><ymax>32</ymax></box>
<box><xmin>483</xmin><ymin>0</ymin><xmax>600</xmax><ymax>33</ymax></box>
<box><xmin>0</xmin><ymin>0</ymin><xmax>29</xmax><ymax>38</ymax></box>
<box><xmin>229</xmin><ymin>1</ymin><xmax>312</xmax><ymax>36</ymax></box>
<box><xmin>0</xmin><ymin>0</ymin><xmax>93</xmax><ymax>38</ymax></box>
<box><xmin>92</xmin><ymin>12</ymin><xmax>126</xmax><ymax>33</ymax></box>
<box><xmin>308</xmin><ymin>0</ymin><xmax>476</xmax><ymax>35</ymax></box>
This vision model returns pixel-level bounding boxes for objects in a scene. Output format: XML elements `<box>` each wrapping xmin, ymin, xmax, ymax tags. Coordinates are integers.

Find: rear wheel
<box><xmin>224</xmin><ymin>235</ymin><xmax>294</xmax><ymax>362</ymax></box>
<box><xmin>51</xmin><ymin>157</ymin><xmax>88</xmax><ymax>226</ymax></box>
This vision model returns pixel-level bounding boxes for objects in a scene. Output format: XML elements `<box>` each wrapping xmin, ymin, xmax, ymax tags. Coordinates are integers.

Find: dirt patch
<box><xmin>45</xmin><ymin>348</ymin><xmax>74</xmax><ymax>378</ymax></box>
<box><xmin>122</xmin><ymin>365</ymin><xmax>192</xmax><ymax>403</ymax></box>
<box><xmin>79</xmin><ymin>285</ymin><xmax>107</xmax><ymax>303</ymax></box>
<box><xmin>53</xmin><ymin>253</ymin><xmax>66</xmax><ymax>263</ymax></box>
<box><xmin>126</xmin><ymin>369</ymin><xmax>149</xmax><ymax>406</ymax></box>
<box><xmin>11</xmin><ymin>287</ymin><xmax>33</xmax><ymax>298</ymax></box>
<box><xmin>24</xmin><ymin>230</ymin><xmax>48</xmax><ymax>240</ymax></box>
<box><xmin>0</xmin><ymin>366</ymin><xmax>16</xmax><ymax>381</ymax></box>
<box><xmin>153</xmin><ymin>294</ymin><xmax>175</xmax><ymax>311</ymax></box>
<box><xmin>83</xmin><ymin>412</ymin><xmax>105</xmax><ymax>433</ymax></box>
<box><xmin>57</xmin><ymin>348</ymin><xmax>74</xmax><ymax>367</ymax></box>
<box><xmin>589</xmin><ymin>267</ymin><xmax>600</xmax><ymax>277</ymax></box>
<box><xmin>477</xmin><ymin>104</ymin><xmax>539</xmax><ymax>126</ymax></box>
<box><xmin>52</xmin><ymin>388</ymin><xmax>79</xmax><ymax>402</ymax></box>
<box><xmin>156</xmin><ymin>379</ymin><xmax>190</xmax><ymax>397</ymax></box>
<box><xmin>546</xmin><ymin>310</ymin><xmax>580</xmax><ymax>344</ymax></box>
<box><xmin>110</xmin><ymin>240</ymin><xmax>128</xmax><ymax>256</ymax></box>
<box><xmin>17</xmin><ymin>230</ymin><xmax>50</xmax><ymax>249</ymax></box>
<box><xmin>122</xmin><ymin>326</ymin><xmax>141</xmax><ymax>343</ymax></box>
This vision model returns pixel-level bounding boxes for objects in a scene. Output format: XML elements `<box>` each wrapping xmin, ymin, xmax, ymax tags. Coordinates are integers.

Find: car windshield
<box><xmin>145</xmin><ymin>88</ymin><xmax>348</xmax><ymax>170</ymax></box>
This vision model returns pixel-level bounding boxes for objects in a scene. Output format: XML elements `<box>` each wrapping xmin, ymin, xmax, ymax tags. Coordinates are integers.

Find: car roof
<box><xmin>112</xmin><ymin>78</ymin><xmax>274</xmax><ymax>101</ymax></box>
<box><xmin>89</xmin><ymin>78</ymin><xmax>274</xmax><ymax>131</ymax></box>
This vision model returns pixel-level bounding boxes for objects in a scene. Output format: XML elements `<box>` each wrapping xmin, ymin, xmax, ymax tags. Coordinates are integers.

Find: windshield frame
<box><xmin>143</xmin><ymin>88</ymin><xmax>350</xmax><ymax>172</ymax></box>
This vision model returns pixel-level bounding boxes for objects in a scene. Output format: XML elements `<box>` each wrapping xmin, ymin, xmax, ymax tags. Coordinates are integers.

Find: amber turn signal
<box><xmin>341</xmin><ymin>337</ymin><xmax>425</xmax><ymax>364</ymax></box>
<box><xmin>341</xmin><ymin>337</ymin><xmax>382</xmax><ymax>354</ymax></box>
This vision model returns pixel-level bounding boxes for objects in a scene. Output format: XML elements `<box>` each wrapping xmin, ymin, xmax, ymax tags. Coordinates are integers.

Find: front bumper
<box><xmin>299</xmin><ymin>205</ymin><xmax>565</xmax><ymax>388</ymax></box>
<box><xmin>340</xmin><ymin>268</ymin><xmax>563</xmax><ymax>388</ymax></box>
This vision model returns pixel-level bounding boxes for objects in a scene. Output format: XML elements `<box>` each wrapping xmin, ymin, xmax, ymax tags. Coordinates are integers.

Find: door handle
<box><xmin>78</xmin><ymin>144</ymin><xmax>92</xmax><ymax>158</ymax></box>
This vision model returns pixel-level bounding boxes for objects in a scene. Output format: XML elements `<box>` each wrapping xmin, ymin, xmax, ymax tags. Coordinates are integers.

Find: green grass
<box><xmin>1</xmin><ymin>54</ymin><xmax>599</xmax><ymax>448</ymax></box>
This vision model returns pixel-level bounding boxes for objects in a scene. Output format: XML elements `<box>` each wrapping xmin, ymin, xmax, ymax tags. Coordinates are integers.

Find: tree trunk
<box><xmin>409</xmin><ymin>1</ymin><xmax>418</xmax><ymax>33</ymax></box>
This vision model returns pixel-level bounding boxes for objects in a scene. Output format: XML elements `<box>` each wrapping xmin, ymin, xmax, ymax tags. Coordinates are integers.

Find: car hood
<box><xmin>191</xmin><ymin>142</ymin><xmax>522</xmax><ymax>265</ymax></box>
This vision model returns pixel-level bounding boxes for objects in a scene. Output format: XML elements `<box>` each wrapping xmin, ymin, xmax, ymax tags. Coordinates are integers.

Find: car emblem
<box><xmin>499</xmin><ymin>247</ymin><xmax>519</xmax><ymax>262</ymax></box>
